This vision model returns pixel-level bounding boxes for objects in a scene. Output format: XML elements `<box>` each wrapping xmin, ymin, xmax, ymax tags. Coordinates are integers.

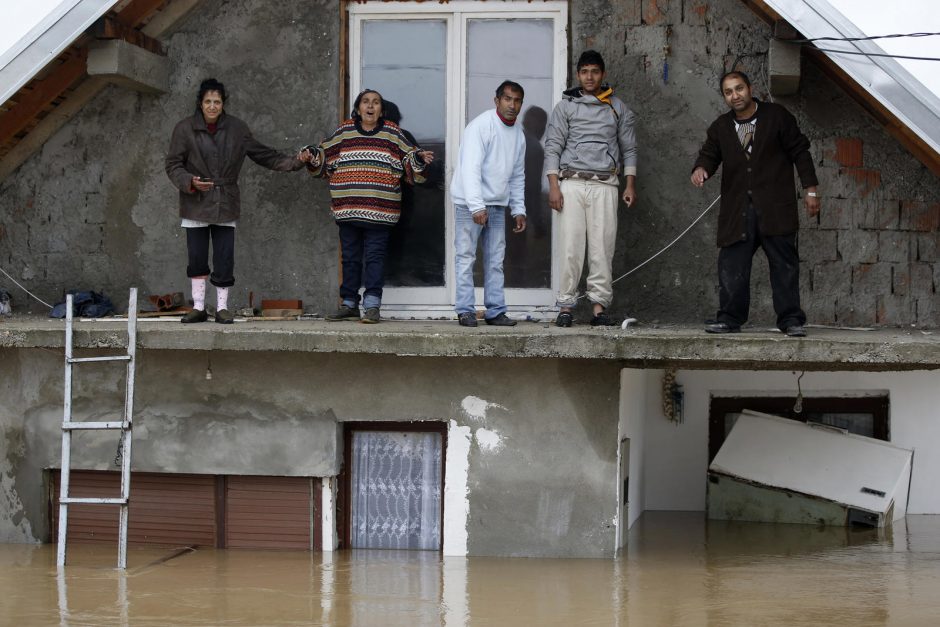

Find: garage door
<box><xmin>50</xmin><ymin>470</ymin><xmax>217</xmax><ymax>547</ymax></box>
<box><xmin>225</xmin><ymin>476</ymin><xmax>318</xmax><ymax>550</ymax></box>
<box><xmin>50</xmin><ymin>471</ymin><xmax>320</xmax><ymax>550</ymax></box>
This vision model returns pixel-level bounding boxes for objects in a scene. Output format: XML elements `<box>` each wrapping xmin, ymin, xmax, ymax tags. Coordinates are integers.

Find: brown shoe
<box><xmin>181</xmin><ymin>309</ymin><xmax>208</xmax><ymax>324</ymax></box>
<box><xmin>361</xmin><ymin>307</ymin><xmax>381</xmax><ymax>324</ymax></box>
<box><xmin>326</xmin><ymin>305</ymin><xmax>360</xmax><ymax>321</ymax></box>
<box><xmin>215</xmin><ymin>309</ymin><xmax>234</xmax><ymax>324</ymax></box>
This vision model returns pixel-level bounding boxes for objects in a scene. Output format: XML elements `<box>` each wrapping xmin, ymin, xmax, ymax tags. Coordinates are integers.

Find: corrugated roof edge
<box><xmin>0</xmin><ymin>0</ymin><xmax>119</xmax><ymax>107</ymax></box>
<box><xmin>765</xmin><ymin>0</ymin><xmax>940</xmax><ymax>157</ymax></box>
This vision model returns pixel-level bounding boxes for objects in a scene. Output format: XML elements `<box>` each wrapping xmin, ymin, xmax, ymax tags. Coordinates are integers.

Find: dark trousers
<box><xmin>716</xmin><ymin>204</ymin><xmax>806</xmax><ymax>331</ymax></box>
<box><xmin>338</xmin><ymin>223</ymin><xmax>391</xmax><ymax>308</ymax></box>
<box><xmin>186</xmin><ymin>225</ymin><xmax>235</xmax><ymax>287</ymax></box>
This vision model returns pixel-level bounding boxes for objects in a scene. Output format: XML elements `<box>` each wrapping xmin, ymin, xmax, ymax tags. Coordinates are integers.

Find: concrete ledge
<box><xmin>87</xmin><ymin>39</ymin><xmax>168</xmax><ymax>94</ymax></box>
<box><xmin>1</xmin><ymin>318</ymin><xmax>938</xmax><ymax>371</ymax></box>
<box><xmin>769</xmin><ymin>37</ymin><xmax>801</xmax><ymax>96</ymax></box>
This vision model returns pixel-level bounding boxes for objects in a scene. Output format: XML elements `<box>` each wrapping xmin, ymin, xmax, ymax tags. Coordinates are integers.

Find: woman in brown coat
<box><xmin>165</xmin><ymin>78</ymin><xmax>306</xmax><ymax>323</ymax></box>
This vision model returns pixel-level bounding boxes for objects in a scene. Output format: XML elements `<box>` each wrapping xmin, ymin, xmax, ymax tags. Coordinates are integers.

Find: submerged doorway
<box><xmin>342</xmin><ymin>422</ymin><xmax>446</xmax><ymax>550</ymax></box>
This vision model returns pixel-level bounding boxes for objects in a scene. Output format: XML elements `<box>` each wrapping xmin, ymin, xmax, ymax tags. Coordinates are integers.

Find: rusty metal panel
<box><xmin>224</xmin><ymin>476</ymin><xmax>315</xmax><ymax>550</ymax></box>
<box><xmin>50</xmin><ymin>470</ymin><xmax>217</xmax><ymax>547</ymax></box>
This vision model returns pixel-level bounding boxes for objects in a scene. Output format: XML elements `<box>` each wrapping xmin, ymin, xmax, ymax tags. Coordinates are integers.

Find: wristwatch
<box><xmin>806</xmin><ymin>191</ymin><xmax>818</xmax><ymax>198</ymax></box>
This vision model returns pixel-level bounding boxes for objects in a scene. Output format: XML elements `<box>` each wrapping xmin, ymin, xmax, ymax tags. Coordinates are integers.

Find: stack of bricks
<box><xmin>803</xmin><ymin>138</ymin><xmax>939</xmax><ymax>327</ymax></box>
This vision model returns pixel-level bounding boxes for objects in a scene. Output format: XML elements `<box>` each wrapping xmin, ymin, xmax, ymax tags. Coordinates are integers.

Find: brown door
<box><xmin>224</xmin><ymin>475</ymin><xmax>319</xmax><ymax>550</ymax></box>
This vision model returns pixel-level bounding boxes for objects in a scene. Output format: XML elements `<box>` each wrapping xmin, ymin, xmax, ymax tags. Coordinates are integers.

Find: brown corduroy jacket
<box><xmin>692</xmin><ymin>101</ymin><xmax>818</xmax><ymax>247</ymax></box>
<box><xmin>165</xmin><ymin>112</ymin><xmax>304</xmax><ymax>223</ymax></box>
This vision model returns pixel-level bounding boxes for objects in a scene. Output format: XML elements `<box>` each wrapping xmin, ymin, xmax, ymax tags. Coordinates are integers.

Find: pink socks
<box><xmin>216</xmin><ymin>287</ymin><xmax>229</xmax><ymax>312</ymax></box>
<box><xmin>190</xmin><ymin>279</ymin><xmax>228</xmax><ymax>312</ymax></box>
<box><xmin>191</xmin><ymin>277</ymin><xmax>207</xmax><ymax>311</ymax></box>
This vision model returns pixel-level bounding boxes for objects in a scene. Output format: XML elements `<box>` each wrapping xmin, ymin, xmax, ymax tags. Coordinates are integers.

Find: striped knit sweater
<box><xmin>309</xmin><ymin>119</ymin><xmax>426</xmax><ymax>226</ymax></box>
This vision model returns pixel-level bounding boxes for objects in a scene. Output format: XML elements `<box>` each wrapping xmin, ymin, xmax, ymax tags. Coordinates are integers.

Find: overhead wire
<box><xmin>779</xmin><ymin>32</ymin><xmax>940</xmax><ymax>44</ymax></box>
<box><xmin>805</xmin><ymin>49</ymin><xmax>940</xmax><ymax>62</ymax></box>
<box><xmin>773</xmin><ymin>31</ymin><xmax>940</xmax><ymax>62</ymax></box>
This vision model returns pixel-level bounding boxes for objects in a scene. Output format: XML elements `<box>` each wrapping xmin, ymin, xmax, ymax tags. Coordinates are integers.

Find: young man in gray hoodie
<box><xmin>544</xmin><ymin>50</ymin><xmax>638</xmax><ymax>327</ymax></box>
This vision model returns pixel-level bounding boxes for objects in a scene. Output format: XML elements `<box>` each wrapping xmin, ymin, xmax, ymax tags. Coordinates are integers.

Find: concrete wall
<box><xmin>0</xmin><ymin>0</ymin><xmax>341</xmax><ymax>315</ymax></box>
<box><xmin>0</xmin><ymin>347</ymin><xmax>622</xmax><ymax>557</ymax></box>
<box><xmin>642</xmin><ymin>369</ymin><xmax>940</xmax><ymax>514</ymax></box>
<box><xmin>0</xmin><ymin>0</ymin><xmax>936</xmax><ymax>326</ymax></box>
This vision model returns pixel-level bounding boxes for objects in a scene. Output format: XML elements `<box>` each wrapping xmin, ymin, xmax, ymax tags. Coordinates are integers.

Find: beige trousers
<box><xmin>556</xmin><ymin>178</ymin><xmax>619</xmax><ymax>309</ymax></box>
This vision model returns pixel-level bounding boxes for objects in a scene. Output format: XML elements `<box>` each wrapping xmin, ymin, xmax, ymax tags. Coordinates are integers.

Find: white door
<box><xmin>348</xmin><ymin>1</ymin><xmax>568</xmax><ymax>316</ymax></box>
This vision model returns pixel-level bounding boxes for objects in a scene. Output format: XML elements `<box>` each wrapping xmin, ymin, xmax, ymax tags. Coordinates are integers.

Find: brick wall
<box><xmin>803</xmin><ymin>138</ymin><xmax>939</xmax><ymax>326</ymax></box>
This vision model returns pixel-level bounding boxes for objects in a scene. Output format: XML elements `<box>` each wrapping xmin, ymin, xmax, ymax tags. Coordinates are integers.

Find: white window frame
<box><xmin>348</xmin><ymin>1</ymin><xmax>569</xmax><ymax>316</ymax></box>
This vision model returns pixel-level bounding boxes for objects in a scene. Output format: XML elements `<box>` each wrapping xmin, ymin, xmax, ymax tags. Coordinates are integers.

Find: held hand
<box><xmin>806</xmin><ymin>194</ymin><xmax>821</xmax><ymax>218</ymax></box>
<box><xmin>418</xmin><ymin>150</ymin><xmax>435</xmax><ymax>165</ymax></box>
<box><xmin>192</xmin><ymin>176</ymin><xmax>214</xmax><ymax>192</ymax></box>
<box><xmin>622</xmin><ymin>184</ymin><xmax>636</xmax><ymax>208</ymax></box>
<box><xmin>472</xmin><ymin>210</ymin><xmax>488</xmax><ymax>226</ymax></box>
<box><xmin>513</xmin><ymin>215</ymin><xmax>527</xmax><ymax>233</ymax></box>
<box><xmin>690</xmin><ymin>167</ymin><xmax>708</xmax><ymax>187</ymax></box>
<box><xmin>299</xmin><ymin>149</ymin><xmax>321</xmax><ymax>167</ymax></box>
<box><xmin>548</xmin><ymin>185</ymin><xmax>564</xmax><ymax>212</ymax></box>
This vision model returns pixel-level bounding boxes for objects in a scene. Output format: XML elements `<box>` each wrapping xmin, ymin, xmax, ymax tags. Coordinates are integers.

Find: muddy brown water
<box><xmin>3</xmin><ymin>512</ymin><xmax>940</xmax><ymax>626</ymax></box>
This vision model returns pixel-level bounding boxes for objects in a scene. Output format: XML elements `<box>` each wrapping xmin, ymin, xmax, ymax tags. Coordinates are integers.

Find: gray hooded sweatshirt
<box><xmin>543</xmin><ymin>86</ymin><xmax>638</xmax><ymax>178</ymax></box>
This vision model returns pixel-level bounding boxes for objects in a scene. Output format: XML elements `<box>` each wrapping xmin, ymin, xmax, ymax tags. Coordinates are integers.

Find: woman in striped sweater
<box><xmin>302</xmin><ymin>90</ymin><xmax>434</xmax><ymax>323</ymax></box>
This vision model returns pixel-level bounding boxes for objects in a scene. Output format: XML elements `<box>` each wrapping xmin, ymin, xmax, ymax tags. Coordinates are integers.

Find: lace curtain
<box><xmin>350</xmin><ymin>431</ymin><xmax>442</xmax><ymax>550</ymax></box>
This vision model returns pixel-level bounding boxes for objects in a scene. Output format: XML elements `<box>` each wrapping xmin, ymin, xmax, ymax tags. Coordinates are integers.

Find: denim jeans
<box><xmin>454</xmin><ymin>204</ymin><xmax>507</xmax><ymax>319</ymax></box>
<box><xmin>338</xmin><ymin>223</ymin><xmax>391</xmax><ymax>310</ymax></box>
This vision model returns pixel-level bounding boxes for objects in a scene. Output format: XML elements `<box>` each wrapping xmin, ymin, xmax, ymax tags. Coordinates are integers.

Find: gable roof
<box><xmin>752</xmin><ymin>0</ymin><xmax>940</xmax><ymax>176</ymax></box>
<box><xmin>0</xmin><ymin>0</ymin><xmax>118</xmax><ymax>107</ymax></box>
<box><xmin>0</xmin><ymin>0</ymin><xmax>197</xmax><ymax>181</ymax></box>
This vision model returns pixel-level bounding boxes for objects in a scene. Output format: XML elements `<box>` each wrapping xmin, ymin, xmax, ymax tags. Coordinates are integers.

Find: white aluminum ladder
<box><xmin>57</xmin><ymin>288</ymin><xmax>138</xmax><ymax>569</ymax></box>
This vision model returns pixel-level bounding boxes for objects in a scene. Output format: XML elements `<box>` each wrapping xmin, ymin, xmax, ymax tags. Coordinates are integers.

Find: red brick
<box><xmin>900</xmin><ymin>200</ymin><xmax>940</xmax><ymax>232</ymax></box>
<box><xmin>643</xmin><ymin>0</ymin><xmax>671</xmax><ymax>25</ymax></box>
<box><xmin>834</xmin><ymin>138</ymin><xmax>864</xmax><ymax>167</ymax></box>
<box><xmin>840</xmin><ymin>168</ymin><xmax>881</xmax><ymax>198</ymax></box>
<box><xmin>686</xmin><ymin>1</ymin><xmax>708</xmax><ymax>25</ymax></box>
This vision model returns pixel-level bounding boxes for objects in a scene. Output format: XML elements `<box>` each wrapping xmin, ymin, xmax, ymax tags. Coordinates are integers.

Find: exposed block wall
<box><xmin>803</xmin><ymin>137</ymin><xmax>938</xmax><ymax>326</ymax></box>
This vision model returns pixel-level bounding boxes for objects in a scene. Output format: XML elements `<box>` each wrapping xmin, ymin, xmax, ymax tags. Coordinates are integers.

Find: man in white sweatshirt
<box><xmin>451</xmin><ymin>80</ymin><xmax>527</xmax><ymax>327</ymax></box>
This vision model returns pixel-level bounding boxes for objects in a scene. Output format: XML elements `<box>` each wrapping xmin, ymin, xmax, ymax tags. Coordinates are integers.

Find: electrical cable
<box><xmin>576</xmin><ymin>194</ymin><xmax>721</xmax><ymax>301</ymax></box>
<box><xmin>6</xmin><ymin>193</ymin><xmax>718</xmax><ymax>312</ymax></box>
<box><xmin>0</xmin><ymin>265</ymin><xmax>53</xmax><ymax>309</ymax></box>
<box><xmin>780</xmin><ymin>32</ymin><xmax>940</xmax><ymax>44</ymax></box>
<box><xmin>610</xmin><ymin>194</ymin><xmax>720</xmax><ymax>287</ymax></box>
<box><xmin>807</xmin><ymin>48</ymin><xmax>940</xmax><ymax>62</ymax></box>
<box><xmin>771</xmin><ymin>31</ymin><xmax>940</xmax><ymax>61</ymax></box>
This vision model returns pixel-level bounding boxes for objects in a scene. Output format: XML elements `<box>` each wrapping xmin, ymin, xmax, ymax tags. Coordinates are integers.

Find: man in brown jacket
<box><xmin>691</xmin><ymin>71</ymin><xmax>819</xmax><ymax>337</ymax></box>
<box><xmin>165</xmin><ymin>78</ymin><xmax>306</xmax><ymax>324</ymax></box>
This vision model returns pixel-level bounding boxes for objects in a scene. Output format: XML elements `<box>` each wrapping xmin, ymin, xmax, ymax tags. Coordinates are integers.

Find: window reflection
<box><xmin>468</xmin><ymin>19</ymin><xmax>554</xmax><ymax>289</ymax></box>
<box><xmin>361</xmin><ymin>20</ymin><xmax>447</xmax><ymax>287</ymax></box>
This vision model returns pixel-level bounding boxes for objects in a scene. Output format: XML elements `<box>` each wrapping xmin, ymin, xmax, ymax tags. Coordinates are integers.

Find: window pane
<box><xmin>806</xmin><ymin>412</ymin><xmax>876</xmax><ymax>438</ymax></box>
<box><xmin>467</xmin><ymin>19</ymin><xmax>554</xmax><ymax>289</ymax></box>
<box><xmin>362</xmin><ymin>20</ymin><xmax>447</xmax><ymax>287</ymax></box>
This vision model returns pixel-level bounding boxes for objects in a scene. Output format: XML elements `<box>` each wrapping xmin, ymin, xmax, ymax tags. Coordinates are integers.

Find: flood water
<box><xmin>3</xmin><ymin>512</ymin><xmax>940</xmax><ymax>626</ymax></box>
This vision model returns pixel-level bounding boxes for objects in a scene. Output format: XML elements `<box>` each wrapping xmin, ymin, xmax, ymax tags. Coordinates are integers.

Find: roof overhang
<box><xmin>748</xmin><ymin>0</ymin><xmax>940</xmax><ymax>176</ymax></box>
<box><xmin>0</xmin><ymin>0</ymin><xmax>119</xmax><ymax>107</ymax></box>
